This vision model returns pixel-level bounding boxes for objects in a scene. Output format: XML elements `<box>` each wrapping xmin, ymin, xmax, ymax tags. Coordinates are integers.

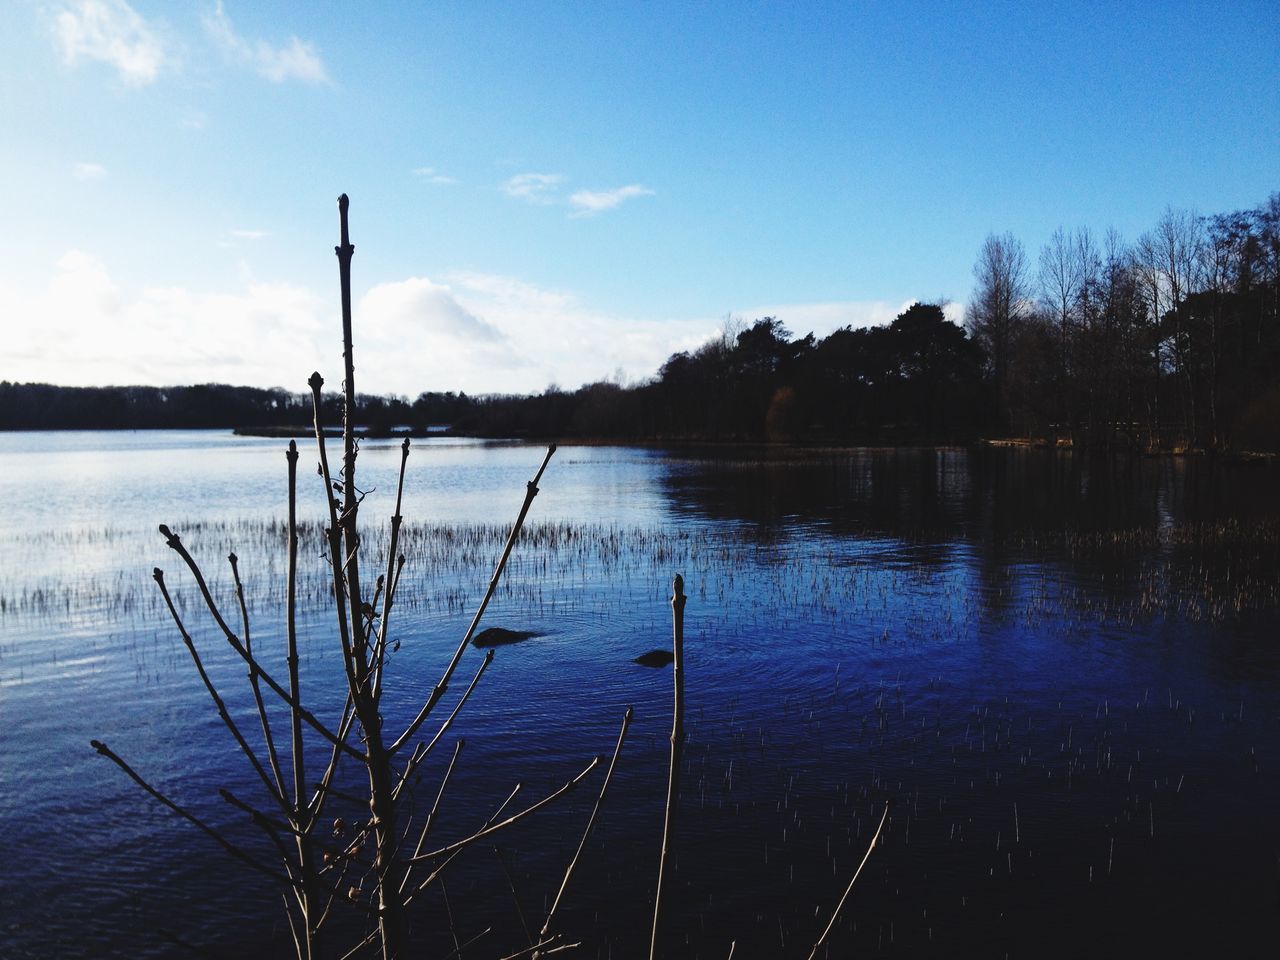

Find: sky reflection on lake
<box><xmin>1</xmin><ymin>432</ymin><xmax>1277</xmax><ymax>958</ymax></box>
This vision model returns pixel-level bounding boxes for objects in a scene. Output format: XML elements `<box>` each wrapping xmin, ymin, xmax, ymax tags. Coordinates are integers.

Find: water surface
<box><xmin>1</xmin><ymin>431</ymin><xmax>1277</xmax><ymax>957</ymax></box>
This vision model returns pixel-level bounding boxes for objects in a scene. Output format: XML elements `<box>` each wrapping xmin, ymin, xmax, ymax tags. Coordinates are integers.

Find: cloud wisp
<box><xmin>72</xmin><ymin>162</ymin><xmax>108</xmax><ymax>181</ymax></box>
<box><xmin>411</xmin><ymin>167</ymin><xmax>458</xmax><ymax>185</ymax></box>
<box><xmin>53</xmin><ymin>0</ymin><xmax>168</xmax><ymax>86</ymax></box>
<box><xmin>502</xmin><ymin>172</ymin><xmax>566</xmax><ymax>205</ymax></box>
<box><xmin>203</xmin><ymin>1</ymin><xmax>329</xmax><ymax>85</ymax></box>
<box><xmin>568</xmin><ymin>184</ymin><xmax>655</xmax><ymax>217</ymax></box>
<box><xmin>503</xmin><ymin>172</ymin><xmax>655</xmax><ymax>217</ymax></box>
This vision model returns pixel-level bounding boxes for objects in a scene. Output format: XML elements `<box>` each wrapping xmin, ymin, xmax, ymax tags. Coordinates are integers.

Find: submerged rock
<box><xmin>471</xmin><ymin>627</ymin><xmax>541</xmax><ymax>648</ymax></box>
<box><xmin>633</xmin><ymin>649</ymin><xmax>674</xmax><ymax>668</ymax></box>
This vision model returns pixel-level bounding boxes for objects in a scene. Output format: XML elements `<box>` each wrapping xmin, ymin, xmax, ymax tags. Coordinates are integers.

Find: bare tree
<box><xmin>1038</xmin><ymin>227</ymin><xmax>1088</xmax><ymax>440</ymax></box>
<box><xmin>1134</xmin><ymin>207</ymin><xmax>1206</xmax><ymax>446</ymax></box>
<box><xmin>968</xmin><ymin>232</ymin><xmax>1031</xmax><ymax>433</ymax></box>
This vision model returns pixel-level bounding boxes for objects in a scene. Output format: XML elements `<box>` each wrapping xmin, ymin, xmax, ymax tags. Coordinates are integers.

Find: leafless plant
<box><xmin>93</xmin><ymin>195</ymin><xmax>611</xmax><ymax>960</ymax></box>
<box><xmin>93</xmin><ymin>194</ymin><xmax>888</xmax><ymax>960</ymax></box>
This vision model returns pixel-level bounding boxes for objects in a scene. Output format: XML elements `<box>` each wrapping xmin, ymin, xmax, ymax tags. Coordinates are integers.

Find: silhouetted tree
<box><xmin>967</xmin><ymin>233</ymin><xmax>1031</xmax><ymax>432</ymax></box>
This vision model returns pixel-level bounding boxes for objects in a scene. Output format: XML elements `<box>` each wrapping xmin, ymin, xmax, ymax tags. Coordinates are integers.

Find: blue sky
<box><xmin>3</xmin><ymin>1</ymin><xmax>1277</xmax><ymax>394</ymax></box>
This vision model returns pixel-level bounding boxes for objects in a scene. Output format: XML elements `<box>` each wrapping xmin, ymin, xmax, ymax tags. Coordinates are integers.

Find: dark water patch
<box><xmin>1</xmin><ymin>437</ymin><xmax>1278</xmax><ymax>957</ymax></box>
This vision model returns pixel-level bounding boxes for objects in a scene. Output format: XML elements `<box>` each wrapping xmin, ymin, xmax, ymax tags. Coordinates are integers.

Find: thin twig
<box><xmin>153</xmin><ymin>569</ymin><xmax>290</xmax><ymax>817</ymax></box>
<box><xmin>390</xmin><ymin>444</ymin><xmax>556</xmax><ymax>756</ymax></box>
<box><xmin>372</xmin><ymin>438</ymin><xmax>410</xmax><ymax>700</ymax></box>
<box><xmin>315</xmin><ymin>852</ymin><xmax>355</xmax><ymax>931</ymax></box>
<box><xmin>440</xmin><ymin>879</ymin><xmax>464</xmax><ymax>958</ymax></box>
<box><xmin>494</xmin><ymin>846</ymin><xmax>534</xmax><ymax>947</ymax></box>
<box><xmin>650</xmin><ymin>575</ymin><xmax>686</xmax><ymax>960</ymax></box>
<box><xmin>442</xmin><ymin>923</ymin><xmax>492</xmax><ymax>960</ymax></box>
<box><xmin>304</xmin><ymin>694</ymin><xmax>357</xmax><ymax>831</ymax></box>
<box><xmin>309</xmin><ymin>374</ymin><xmax>359</xmax><ymax>693</ymax></box>
<box><xmin>219</xmin><ymin>789</ymin><xmax>376</xmax><ymax>872</ymax></box>
<box><xmin>156</xmin><ymin>526</ymin><xmax>362</xmax><ymax>761</ymax></box>
<box><xmin>498</xmin><ymin>936</ymin><xmax>570</xmax><ymax>960</ymax></box>
<box><xmin>805</xmin><ymin>802</ymin><xmax>890</xmax><ymax>960</ymax></box>
<box><xmin>540</xmin><ymin>706</ymin><xmax>634</xmax><ymax>945</ymax></box>
<box><xmin>404</xmin><ymin>783</ymin><xmax>523</xmax><ymax>908</ymax></box>
<box><xmin>229</xmin><ymin>552</ymin><xmax>287</xmax><ymax>800</ymax></box>
<box><xmin>283</xmin><ymin>438</ymin><xmax>318</xmax><ymax>958</ymax></box>
<box><xmin>400</xmin><ymin>739</ymin><xmax>465</xmax><ymax>895</ymax></box>
<box><xmin>90</xmin><ymin>739</ymin><xmax>291</xmax><ymax>886</ymax></box>
<box><xmin>406</xmin><ymin>757</ymin><xmax>600</xmax><ymax>865</ymax></box>
<box><xmin>392</xmin><ymin>651</ymin><xmax>493</xmax><ymax>803</ymax></box>
<box><xmin>283</xmin><ymin>893</ymin><xmax>303</xmax><ymax>960</ymax></box>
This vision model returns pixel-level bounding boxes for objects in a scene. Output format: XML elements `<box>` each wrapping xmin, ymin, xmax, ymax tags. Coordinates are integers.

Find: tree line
<box><xmin>5</xmin><ymin>192</ymin><xmax>1276</xmax><ymax>450</ymax></box>
<box><xmin>452</xmin><ymin>303</ymin><xmax>985</xmax><ymax>443</ymax></box>
<box><xmin>968</xmin><ymin>193</ymin><xmax>1279</xmax><ymax>451</ymax></box>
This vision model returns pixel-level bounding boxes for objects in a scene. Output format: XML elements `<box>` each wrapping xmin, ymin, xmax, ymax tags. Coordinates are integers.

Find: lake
<box><xmin>1</xmin><ymin>431</ymin><xmax>1278</xmax><ymax>958</ymax></box>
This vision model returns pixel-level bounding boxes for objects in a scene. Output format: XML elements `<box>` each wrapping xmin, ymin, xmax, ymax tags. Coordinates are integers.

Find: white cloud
<box><xmin>359</xmin><ymin>278</ymin><xmax>503</xmax><ymax>344</ymax></box>
<box><xmin>53</xmin><ymin>0</ymin><xmax>168</xmax><ymax>86</ymax></box>
<box><xmin>568</xmin><ymin>184</ymin><xmax>654</xmax><ymax>217</ymax></box>
<box><xmin>446</xmin><ymin>271</ymin><xmax>575</xmax><ymax>313</ymax></box>
<box><xmin>411</xmin><ymin>167</ymin><xmax>457</xmax><ymax>185</ymax></box>
<box><xmin>443</xmin><ymin>271</ymin><xmax>720</xmax><ymax>392</ymax></box>
<box><xmin>5</xmin><ymin>250</ymin><xmax>328</xmax><ymax>387</ymax></box>
<box><xmin>203</xmin><ymin>1</ymin><xmax>329</xmax><ymax>85</ymax></box>
<box><xmin>502</xmin><ymin>172</ymin><xmax>565</xmax><ymax>204</ymax></box>
<box><xmin>348</xmin><ymin>278</ymin><xmax>530</xmax><ymax>390</ymax></box>
<box><xmin>502</xmin><ymin>174</ymin><xmax>654</xmax><ymax>218</ymax></box>
<box><xmin>72</xmin><ymin>161</ymin><xmax>108</xmax><ymax>181</ymax></box>
<box><xmin>4</xmin><ymin>252</ymin><xmax>945</xmax><ymax>397</ymax></box>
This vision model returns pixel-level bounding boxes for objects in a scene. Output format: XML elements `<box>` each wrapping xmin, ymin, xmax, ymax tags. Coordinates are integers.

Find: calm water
<box><xmin>1</xmin><ymin>431</ymin><xmax>1278</xmax><ymax>958</ymax></box>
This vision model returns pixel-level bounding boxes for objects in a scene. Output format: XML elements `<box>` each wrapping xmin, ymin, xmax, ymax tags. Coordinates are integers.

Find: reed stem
<box><xmin>805</xmin><ymin>802</ymin><xmax>890</xmax><ymax>960</ymax></box>
<box><xmin>650</xmin><ymin>575</ymin><xmax>686</xmax><ymax>960</ymax></box>
<box><xmin>540</xmin><ymin>706</ymin><xmax>634</xmax><ymax>948</ymax></box>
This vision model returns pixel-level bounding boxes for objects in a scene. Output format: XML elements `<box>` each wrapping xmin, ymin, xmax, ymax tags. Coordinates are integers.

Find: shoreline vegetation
<box><xmin>4</xmin><ymin>191</ymin><xmax>1277</xmax><ymax>452</ymax></box>
<box><xmin>3</xmin><ymin>398</ymin><xmax>1277</xmax><ymax>460</ymax></box>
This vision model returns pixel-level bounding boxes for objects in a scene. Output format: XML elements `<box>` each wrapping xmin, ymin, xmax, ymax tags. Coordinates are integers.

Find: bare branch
<box><xmin>400</xmin><ymin>739</ymin><xmax>465</xmax><ymax>895</ymax></box>
<box><xmin>406</xmin><ymin>757</ymin><xmax>599</xmax><ymax>867</ymax></box>
<box><xmin>230</xmin><ymin>551</ymin><xmax>287</xmax><ymax>802</ymax></box>
<box><xmin>91</xmin><ymin>739</ymin><xmax>291</xmax><ymax>887</ymax></box>
<box><xmin>805</xmin><ymin>802</ymin><xmax>890</xmax><ymax>960</ymax></box>
<box><xmin>154</xmin><ymin>569</ymin><xmax>289</xmax><ymax>817</ymax></box>
<box><xmin>156</xmin><ymin>527</ymin><xmax>362</xmax><ymax>762</ymax></box>
<box><xmin>372</xmin><ymin>438</ymin><xmax>411</xmax><ymax>700</ymax></box>
<box><xmin>541</xmin><ymin>706</ymin><xmax>633</xmax><ymax>944</ymax></box>
<box><xmin>390</xmin><ymin>444</ymin><xmax>556</xmax><ymax>756</ymax></box>
<box><xmin>392</xmin><ymin>651</ymin><xmax>493</xmax><ymax>804</ymax></box>
<box><xmin>494</xmin><ymin>846</ymin><xmax>534</xmax><ymax>948</ymax></box>
<box><xmin>404</xmin><ymin>783</ymin><xmax>523</xmax><ymax>907</ymax></box>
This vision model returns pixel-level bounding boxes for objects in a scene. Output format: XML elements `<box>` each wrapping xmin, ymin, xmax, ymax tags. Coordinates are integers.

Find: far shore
<box><xmin>224</xmin><ymin>425</ymin><xmax>1279</xmax><ymax>461</ymax></box>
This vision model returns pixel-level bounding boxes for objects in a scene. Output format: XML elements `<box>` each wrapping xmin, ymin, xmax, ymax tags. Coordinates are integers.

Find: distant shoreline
<box><xmin>3</xmin><ymin>424</ymin><xmax>1275</xmax><ymax>461</ymax></box>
